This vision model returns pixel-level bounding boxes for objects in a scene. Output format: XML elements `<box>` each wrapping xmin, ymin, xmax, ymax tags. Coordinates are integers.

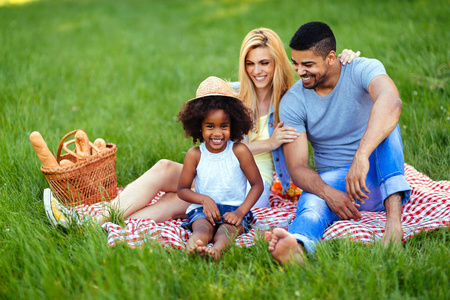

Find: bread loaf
<box><xmin>75</xmin><ymin>130</ymin><xmax>91</xmax><ymax>159</ymax></box>
<box><xmin>29</xmin><ymin>131</ymin><xmax>59</xmax><ymax>168</ymax></box>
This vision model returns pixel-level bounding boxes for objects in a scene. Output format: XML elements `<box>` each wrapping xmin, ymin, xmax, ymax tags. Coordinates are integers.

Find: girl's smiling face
<box><xmin>245</xmin><ymin>46</ymin><xmax>275</xmax><ymax>92</ymax></box>
<box><xmin>201</xmin><ymin>109</ymin><xmax>231</xmax><ymax>153</ymax></box>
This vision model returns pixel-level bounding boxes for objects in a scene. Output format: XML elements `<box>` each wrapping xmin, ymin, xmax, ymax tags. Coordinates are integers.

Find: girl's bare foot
<box><xmin>186</xmin><ymin>238</ymin><xmax>199</xmax><ymax>254</ymax></box>
<box><xmin>195</xmin><ymin>239</ymin><xmax>208</xmax><ymax>256</ymax></box>
<box><xmin>268</xmin><ymin>228</ymin><xmax>305</xmax><ymax>265</ymax></box>
<box><xmin>205</xmin><ymin>247</ymin><xmax>221</xmax><ymax>261</ymax></box>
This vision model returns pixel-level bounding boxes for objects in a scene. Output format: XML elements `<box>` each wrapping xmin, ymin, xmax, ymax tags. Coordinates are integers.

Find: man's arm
<box><xmin>345</xmin><ymin>75</ymin><xmax>402</xmax><ymax>203</ymax></box>
<box><xmin>284</xmin><ymin>132</ymin><xmax>362</xmax><ymax>220</ymax></box>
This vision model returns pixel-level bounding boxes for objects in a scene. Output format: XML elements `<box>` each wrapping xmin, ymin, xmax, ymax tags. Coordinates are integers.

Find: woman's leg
<box><xmin>126</xmin><ymin>192</ymin><xmax>189</xmax><ymax>223</ymax></box>
<box><xmin>98</xmin><ymin>159</ymin><xmax>186</xmax><ymax>224</ymax></box>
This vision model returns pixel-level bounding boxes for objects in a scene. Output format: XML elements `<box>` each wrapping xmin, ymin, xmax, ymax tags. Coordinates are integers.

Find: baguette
<box><xmin>75</xmin><ymin>130</ymin><xmax>91</xmax><ymax>159</ymax></box>
<box><xmin>29</xmin><ymin>131</ymin><xmax>59</xmax><ymax>168</ymax></box>
<box><xmin>59</xmin><ymin>159</ymin><xmax>75</xmax><ymax>167</ymax></box>
<box><xmin>94</xmin><ymin>138</ymin><xmax>106</xmax><ymax>152</ymax></box>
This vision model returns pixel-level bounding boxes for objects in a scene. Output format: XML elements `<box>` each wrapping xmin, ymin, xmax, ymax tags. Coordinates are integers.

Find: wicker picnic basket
<box><xmin>41</xmin><ymin>129</ymin><xmax>118</xmax><ymax>206</ymax></box>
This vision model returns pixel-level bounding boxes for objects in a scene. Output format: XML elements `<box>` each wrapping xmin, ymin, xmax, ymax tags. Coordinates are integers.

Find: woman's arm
<box><xmin>244</xmin><ymin>121</ymin><xmax>300</xmax><ymax>155</ymax></box>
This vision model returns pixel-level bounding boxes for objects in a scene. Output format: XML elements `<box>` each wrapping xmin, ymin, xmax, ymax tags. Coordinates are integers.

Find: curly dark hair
<box><xmin>178</xmin><ymin>95</ymin><xmax>254</xmax><ymax>144</ymax></box>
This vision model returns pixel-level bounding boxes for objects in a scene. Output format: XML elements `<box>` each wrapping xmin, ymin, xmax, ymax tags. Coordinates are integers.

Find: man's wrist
<box><xmin>318</xmin><ymin>185</ymin><xmax>334</xmax><ymax>202</ymax></box>
<box><xmin>354</xmin><ymin>149</ymin><xmax>370</xmax><ymax>161</ymax></box>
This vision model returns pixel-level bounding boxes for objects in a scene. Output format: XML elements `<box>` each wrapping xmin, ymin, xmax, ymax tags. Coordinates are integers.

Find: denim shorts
<box><xmin>181</xmin><ymin>204</ymin><xmax>253</xmax><ymax>233</ymax></box>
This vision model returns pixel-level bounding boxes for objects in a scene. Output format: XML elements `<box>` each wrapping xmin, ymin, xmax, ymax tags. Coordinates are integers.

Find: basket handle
<box><xmin>57</xmin><ymin>129</ymin><xmax>103</xmax><ymax>161</ymax></box>
<box><xmin>62</xmin><ymin>139</ymin><xmax>101</xmax><ymax>160</ymax></box>
<box><xmin>56</xmin><ymin>129</ymin><xmax>81</xmax><ymax>161</ymax></box>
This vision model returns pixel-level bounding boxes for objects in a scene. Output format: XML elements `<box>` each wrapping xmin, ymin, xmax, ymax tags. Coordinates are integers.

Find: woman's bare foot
<box><xmin>268</xmin><ymin>228</ymin><xmax>305</xmax><ymax>265</ymax></box>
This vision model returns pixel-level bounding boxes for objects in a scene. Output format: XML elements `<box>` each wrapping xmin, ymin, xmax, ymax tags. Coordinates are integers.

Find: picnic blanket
<box><xmin>72</xmin><ymin>164</ymin><xmax>449</xmax><ymax>250</ymax></box>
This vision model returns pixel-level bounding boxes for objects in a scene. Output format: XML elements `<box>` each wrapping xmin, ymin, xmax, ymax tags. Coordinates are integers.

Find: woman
<box><xmin>44</xmin><ymin>28</ymin><xmax>359</xmax><ymax>226</ymax></box>
<box><xmin>235</xmin><ymin>28</ymin><xmax>298</xmax><ymax>207</ymax></box>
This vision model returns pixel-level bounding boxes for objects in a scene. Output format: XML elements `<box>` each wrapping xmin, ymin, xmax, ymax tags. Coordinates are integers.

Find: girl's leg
<box><xmin>205</xmin><ymin>224</ymin><xmax>242</xmax><ymax>260</ymax></box>
<box><xmin>186</xmin><ymin>219</ymin><xmax>215</xmax><ymax>254</ymax></box>
<box><xmin>98</xmin><ymin>159</ymin><xmax>185</xmax><ymax>224</ymax></box>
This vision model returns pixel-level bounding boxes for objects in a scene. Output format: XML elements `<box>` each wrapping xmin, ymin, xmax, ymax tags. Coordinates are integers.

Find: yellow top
<box><xmin>251</xmin><ymin>114</ymin><xmax>274</xmax><ymax>185</ymax></box>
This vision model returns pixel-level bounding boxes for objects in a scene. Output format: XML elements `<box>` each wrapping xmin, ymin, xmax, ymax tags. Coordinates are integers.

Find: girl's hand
<box><xmin>200</xmin><ymin>196</ymin><xmax>221</xmax><ymax>226</ymax></box>
<box><xmin>269</xmin><ymin>121</ymin><xmax>300</xmax><ymax>150</ymax></box>
<box><xmin>338</xmin><ymin>49</ymin><xmax>361</xmax><ymax>65</ymax></box>
<box><xmin>223</xmin><ymin>210</ymin><xmax>244</xmax><ymax>227</ymax></box>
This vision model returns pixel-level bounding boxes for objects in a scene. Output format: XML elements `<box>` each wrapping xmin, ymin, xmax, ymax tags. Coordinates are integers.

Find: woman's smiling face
<box><xmin>245</xmin><ymin>47</ymin><xmax>275</xmax><ymax>92</ymax></box>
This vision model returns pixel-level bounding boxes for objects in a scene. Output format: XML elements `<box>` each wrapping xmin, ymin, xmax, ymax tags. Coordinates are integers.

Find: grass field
<box><xmin>0</xmin><ymin>0</ymin><xmax>448</xmax><ymax>299</ymax></box>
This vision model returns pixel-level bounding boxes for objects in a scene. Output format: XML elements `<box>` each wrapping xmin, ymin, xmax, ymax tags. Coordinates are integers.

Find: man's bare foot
<box><xmin>268</xmin><ymin>228</ymin><xmax>305</xmax><ymax>265</ymax></box>
<box><xmin>204</xmin><ymin>247</ymin><xmax>221</xmax><ymax>261</ymax></box>
<box><xmin>264</xmin><ymin>231</ymin><xmax>273</xmax><ymax>241</ymax></box>
<box><xmin>383</xmin><ymin>193</ymin><xmax>404</xmax><ymax>247</ymax></box>
<box><xmin>383</xmin><ymin>220</ymin><xmax>403</xmax><ymax>247</ymax></box>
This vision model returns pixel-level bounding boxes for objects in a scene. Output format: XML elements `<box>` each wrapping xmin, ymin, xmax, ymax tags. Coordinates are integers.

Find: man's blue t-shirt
<box><xmin>279</xmin><ymin>57</ymin><xmax>387</xmax><ymax>172</ymax></box>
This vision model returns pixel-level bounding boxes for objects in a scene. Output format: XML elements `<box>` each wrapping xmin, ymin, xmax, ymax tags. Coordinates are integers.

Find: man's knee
<box><xmin>298</xmin><ymin>193</ymin><xmax>330</xmax><ymax>215</ymax></box>
<box><xmin>296</xmin><ymin>193</ymin><xmax>335</xmax><ymax>227</ymax></box>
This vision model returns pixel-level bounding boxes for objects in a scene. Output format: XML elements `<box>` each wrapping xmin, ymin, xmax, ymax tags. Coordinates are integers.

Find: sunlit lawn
<box><xmin>0</xmin><ymin>0</ymin><xmax>448</xmax><ymax>299</ymax></box>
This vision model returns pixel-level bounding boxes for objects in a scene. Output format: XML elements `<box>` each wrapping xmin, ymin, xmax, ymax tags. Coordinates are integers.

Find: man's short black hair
<box><xmin>289</xmin><ymin>22</ymin><xmax>336</xmax><ymax>58</ymax></box>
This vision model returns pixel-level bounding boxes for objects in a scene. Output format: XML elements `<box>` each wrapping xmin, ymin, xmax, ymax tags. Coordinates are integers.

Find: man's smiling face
<box><xmin>291</xmin><ymin>49</ymin><xmax>330</xmax><ymax>90</ymax></box>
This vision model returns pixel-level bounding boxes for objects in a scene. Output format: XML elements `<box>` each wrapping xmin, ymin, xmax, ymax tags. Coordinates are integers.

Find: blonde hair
<box><xmin>238</xmin><ymin>28</ymin><xmax>294</xmax><ymax>139</ymax></box>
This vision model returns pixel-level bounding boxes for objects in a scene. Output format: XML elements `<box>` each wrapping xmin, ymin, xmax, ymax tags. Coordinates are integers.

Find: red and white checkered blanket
<box><xmin>73</xmin><ymin>164</ymin><xmax>449</xmax><ymax>250</ymax></box>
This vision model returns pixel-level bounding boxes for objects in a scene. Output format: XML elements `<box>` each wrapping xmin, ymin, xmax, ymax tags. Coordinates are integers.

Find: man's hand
<box><xmin>223</xmin><ymin>209</ymin><xmax>245</xmax><ymax>227</ymax></box>
<box><xmin>324</xmin><ymin>187</ymin><xmax>362</xmax><ymax>220</ymax></box>
<box><xmin>345</xmin><ymin>154</ymin><xmax>371</xmax><ymax>204</ymax></box>
<box><xmin>200</xmin><ymin>196</ymin><xmax>221</xmax><ymax>226</ymax></box>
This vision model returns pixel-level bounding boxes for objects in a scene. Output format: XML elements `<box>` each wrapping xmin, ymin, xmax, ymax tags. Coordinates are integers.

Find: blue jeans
<box><xmin>288</xmin><ymin>126</ymin><xmax>411</xmax><ymax>253</ymax></box>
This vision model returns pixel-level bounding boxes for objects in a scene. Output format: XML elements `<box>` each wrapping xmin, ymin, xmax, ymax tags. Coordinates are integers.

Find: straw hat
<box><xmin>188</xmin><ymin>76</ymin><xmax>240</xmax><ymax>103</ymax></box>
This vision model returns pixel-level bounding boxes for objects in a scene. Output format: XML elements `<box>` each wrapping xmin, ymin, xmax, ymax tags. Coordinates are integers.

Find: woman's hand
<box><xmin>338</xmin><ymin>49</ymin><xmax>361</xmax><ymax>65</ymax></box>
<box><xmin>200</xmin><ymin>196</ymin><xmax>221</xmax><ymax>226</ymax></box>
<box><xmin>269</xmin><ymin>121</ymin><xmax>300</xmax><ymax>150</ymax></box>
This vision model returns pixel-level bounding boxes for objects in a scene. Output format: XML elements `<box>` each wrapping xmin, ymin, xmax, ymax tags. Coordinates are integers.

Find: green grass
<box><xmin>0</xmin><ymin>0</ymin><xmax>448</xmax><ymax>299</ymax></box>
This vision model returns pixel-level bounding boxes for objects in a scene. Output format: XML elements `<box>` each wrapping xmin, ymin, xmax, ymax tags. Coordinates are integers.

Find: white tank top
<box><xmin>186</xmin><ymin>140</ymin><xmax>247</xmax><ymax>214</ymax></box>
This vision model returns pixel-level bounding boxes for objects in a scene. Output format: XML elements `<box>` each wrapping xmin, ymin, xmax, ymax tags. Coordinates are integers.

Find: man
<box><xmin>268</xmin><ymin>22</ymin><xmax>411</xmax><ymax>265</ymax></box>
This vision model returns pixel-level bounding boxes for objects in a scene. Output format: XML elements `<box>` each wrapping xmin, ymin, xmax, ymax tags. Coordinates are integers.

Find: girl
<box><xmin>177</xmin><ymin>76</ymin><xmax>264</xmax><ymax>260</ymax></box>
